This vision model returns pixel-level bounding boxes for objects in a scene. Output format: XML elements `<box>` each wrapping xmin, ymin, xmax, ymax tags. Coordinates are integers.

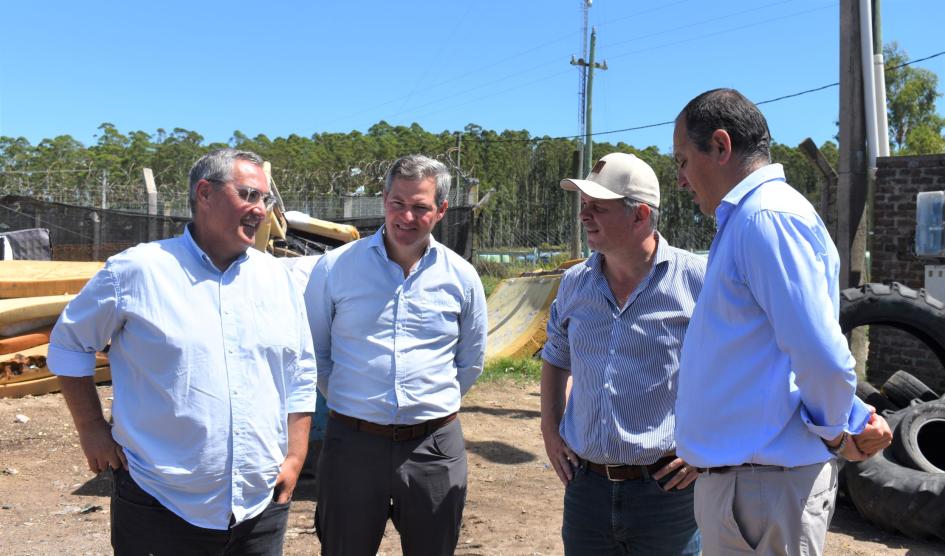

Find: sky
<box><xmin>1</xmin><ymin>0</ymin><xmax>943</xmax><ymax>155</ymax></box>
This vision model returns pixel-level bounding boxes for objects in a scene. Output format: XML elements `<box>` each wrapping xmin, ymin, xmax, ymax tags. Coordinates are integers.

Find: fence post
<box><xmin>101</xmin><ymin>170</ymin><xmax>108</xmax><ymax>209</ymax></box>
<box><xmin>143</xmin><ymin>168</ymin><xmax>158</xmax><ymax>241</ymax></box>
<box><xmin>90</xmin><ymin>211</ymin><xmax>102</xmax><ymax>261</ymax></box>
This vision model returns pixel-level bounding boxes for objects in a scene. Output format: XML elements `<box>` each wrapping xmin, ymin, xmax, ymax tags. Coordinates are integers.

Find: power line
<box><xmin>325</xmin><ymin>1</ymin><xmax>832</xmax><ymax>130</ymax></box>
<box><xmin>476</xmin><ymin>49</ymin><xmax>945</xmax><ymax>144</ymax></box>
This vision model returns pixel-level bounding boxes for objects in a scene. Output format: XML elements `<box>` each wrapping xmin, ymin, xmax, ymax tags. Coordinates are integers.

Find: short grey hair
<box><xmin>622</xmin><ymin>198</ymin><xmax>660</xmax><ymax>232</ymax></box>
<box><xmin>384</xmin><ymin>154</ymin><xmax>451</xmax><ymax>206</ymax></box>
<box><xmin>188</xmin><ymin>148</ymin><xmax>264</xmax><ymax>214</ymax></box>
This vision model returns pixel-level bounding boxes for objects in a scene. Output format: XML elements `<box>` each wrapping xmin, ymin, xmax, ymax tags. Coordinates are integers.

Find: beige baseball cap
<box><xmin>560</xmin><ymin>152</ymin><xmax>660</xmax><ymax>208</ymax></box>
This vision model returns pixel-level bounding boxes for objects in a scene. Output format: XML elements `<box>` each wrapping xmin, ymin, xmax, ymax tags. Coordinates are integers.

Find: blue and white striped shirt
<box><xmin>542</xmin><ymin>236</ymin><xmax>705</xmax><ymax>465</ymax></box>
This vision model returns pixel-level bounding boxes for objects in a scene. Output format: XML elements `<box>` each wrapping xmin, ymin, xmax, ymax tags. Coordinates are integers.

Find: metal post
<box><xmin>143</xmin><ymin>168</ymin><xmax>158</xmax><ymax>242</ymax></box>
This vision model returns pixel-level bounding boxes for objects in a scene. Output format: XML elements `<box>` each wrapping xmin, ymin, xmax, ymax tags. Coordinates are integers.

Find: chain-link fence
<box><xmin>0</xmin><ymin>194</ymin><xmax>473</xmax><ymax>262</ymax></box>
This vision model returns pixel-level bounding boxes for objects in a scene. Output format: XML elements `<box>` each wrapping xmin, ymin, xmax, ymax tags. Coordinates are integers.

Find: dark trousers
<box><xmin>315</xmin><ymin>416</ymin><xmax>468</xmax><ymax>556</ymax></box>
<box><xmin>562</xmin><ymin>463</ymin><xmax>701</xmax><ymax>555</ymax></box>
<box><xmin>110</xmin><ymin>468</ymin><xmax>290</xmax><ymax>556</ymax></box>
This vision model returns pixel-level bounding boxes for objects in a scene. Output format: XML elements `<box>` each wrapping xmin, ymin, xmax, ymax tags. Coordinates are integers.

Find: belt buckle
<box><xmin>392</xmin><ymin>425</ymin><xmax>411</xmax><ymax>442</ymax></box>
<box><xmin>605</xmin><ymin>465</ymin><xmax>625</xmax><ymax>482</ymax></box>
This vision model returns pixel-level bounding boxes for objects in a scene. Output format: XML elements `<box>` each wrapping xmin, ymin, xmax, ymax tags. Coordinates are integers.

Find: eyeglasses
<box><xmin>233</xmin><ymin>185</ymin><xmax>277</xmax><ymax>210</ymax></box>
<box><xmin>208</xmin><ymin>179</ymin><xmax>277</xmax><ymax>210</ymax></box>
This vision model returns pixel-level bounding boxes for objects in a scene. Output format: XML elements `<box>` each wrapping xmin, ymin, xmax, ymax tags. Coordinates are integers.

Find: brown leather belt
<box><xmin>585</xmin><ymin>455</ymin><xmax>677</xmax><ymax>482</ymax></box>
<box><xmin>329</xmin><ymin>410</ymin><xmax>457</xmax><ymax>442</ymax></box>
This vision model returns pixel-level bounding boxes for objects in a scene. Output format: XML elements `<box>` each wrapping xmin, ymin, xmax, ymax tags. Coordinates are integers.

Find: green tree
<box><xmin>884</xmin><ymin>42</ymin><xmax>945</xmax><ymax>154</ymax></box>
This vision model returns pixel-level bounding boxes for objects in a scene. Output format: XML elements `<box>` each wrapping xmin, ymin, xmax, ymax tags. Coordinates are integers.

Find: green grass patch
<box><xmin>480</xmin><ymin>274</ymin><xmax>502</xmax><ymax>298</ymax></box>
<box><xmin>480</xmin><ymin>355</ymin><xmax>542</xmax><ymax>383</ymax></box>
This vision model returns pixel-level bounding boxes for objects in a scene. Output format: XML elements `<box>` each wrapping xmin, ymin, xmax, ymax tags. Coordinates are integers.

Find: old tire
<box><xmin>882</xmin><ymin>370</ymin><xmax>940</xmax><ymax>408</ymax></box>
<box><xmin>891</xmin><ymin>401</ymin><xmax>945</xmax><ymax>474</ymax></box>
<box><xmin>855</xmin><ymin>380</ymin><xmax>900</xmax><ymax>413</ymax></box>
<box><xmin>839</xmin><ymin>282</ymin><xmax>945</xmax><ymax>388</ymax></box>
<box><xmin>843</xmin><ymin>410</ymin><xmax>945</xmax><ymax>541</ymax></box>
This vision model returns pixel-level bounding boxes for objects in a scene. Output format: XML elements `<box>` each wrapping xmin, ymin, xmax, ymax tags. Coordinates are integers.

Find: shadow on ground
<box><xmin>72</xmin><ymin>471</ymin><xmax>111</xmax><ymax>496</ymax></box>
<box><xmin>462</xmin><ymin>405</ymin><xmax>539</xmax><ymax>419</ymax></box>
<box><xmin>465</xmin><ymin>440</ymin><xmax>537</xmax><ymax>465</ymax></box>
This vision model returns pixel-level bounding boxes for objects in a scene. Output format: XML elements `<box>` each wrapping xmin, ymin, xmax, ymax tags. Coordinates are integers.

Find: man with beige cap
<box><xmin>540</xmin><ymin>152</ymin><xmax>705</xmax><ymax>554</ymax></box>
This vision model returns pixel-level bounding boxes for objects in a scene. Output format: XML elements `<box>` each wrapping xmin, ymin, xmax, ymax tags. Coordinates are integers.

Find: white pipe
<box><xmin>873</xmin><ymin>53</ymin><xmax>891</xmax><ymax>156</ymax></box>
<box><xmin>860</xmin><ymin>0</ymin><xmax>880</xmax><ymax>170</ymax></box>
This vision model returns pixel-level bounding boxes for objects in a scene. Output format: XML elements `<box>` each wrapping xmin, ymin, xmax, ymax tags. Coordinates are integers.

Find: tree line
<box><xmin>1</xmin><ymin>44</ymin><xmax>941</xmax><ymax>252</ymax></box>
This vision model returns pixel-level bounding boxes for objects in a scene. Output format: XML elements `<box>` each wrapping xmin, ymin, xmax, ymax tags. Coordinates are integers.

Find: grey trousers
<box><xmin>694</xmin><ymin>461</ymin><xmax>838</xmax><ymax>556</ymax></box>
<box><xmin>315</xmin><ymin>415</ymin><xmax>468</xmax><ymax>556</ymax></box>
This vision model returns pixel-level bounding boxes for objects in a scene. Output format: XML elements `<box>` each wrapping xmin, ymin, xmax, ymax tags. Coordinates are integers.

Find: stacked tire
<box><xmin>840</xmin><ymin>282</ymin><xmax>945</xmax><ymax>541</ymax></box>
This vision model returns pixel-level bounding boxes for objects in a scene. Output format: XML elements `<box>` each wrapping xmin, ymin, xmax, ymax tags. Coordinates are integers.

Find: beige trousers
<box><xmin>694</xmin><ymin>461</ymin><xmax>838</xmax><ymax>556</ymax></box>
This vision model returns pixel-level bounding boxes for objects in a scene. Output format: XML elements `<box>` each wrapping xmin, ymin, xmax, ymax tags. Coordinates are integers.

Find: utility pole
<box><xmin>578</xmin><ymin>29</ymin><xmax>607</xmax><ymax>178</ymax></box>
<box><xmin>570</xmin><ymin>26</ymin><xmax>607</xmax><ymax>256</ymax></box>
<box><xmin>569</xmin><ymin>0</ymin><xmax>592</xmax><ymax>260</ymax></box>
<box><xmin>838</xmin><ymin>0</ymin><xmax>869</xmax><ymax>290</ymax></box>
<box><xmin>839</xmin><ymin>0</ymin><xmax>871</xmax><ymax>381</ymax></box>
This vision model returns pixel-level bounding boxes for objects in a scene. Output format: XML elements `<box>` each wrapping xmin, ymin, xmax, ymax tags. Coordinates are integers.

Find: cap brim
<box><xmin>559</xmin><ymin>178</ymin><xmax>624</xmax><ymax>200</ymax></box>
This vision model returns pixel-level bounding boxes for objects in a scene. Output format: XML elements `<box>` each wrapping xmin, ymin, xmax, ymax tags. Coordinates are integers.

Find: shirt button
<box><xmin>609</xmin><ymin>349</ymin><xmax>615</xmax><ymax>355</ymax></box>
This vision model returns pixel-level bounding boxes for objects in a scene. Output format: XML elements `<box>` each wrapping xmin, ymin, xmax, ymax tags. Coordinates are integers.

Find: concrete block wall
<box><xmin>868</xmin><ymin>154</ymin><xmax>945</xmax><ymax>391</ymax></box>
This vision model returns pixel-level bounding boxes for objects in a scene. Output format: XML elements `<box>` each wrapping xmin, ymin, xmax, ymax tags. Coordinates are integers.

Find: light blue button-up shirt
<box><xmin>542</xmin><ymin>236</ymin><xmax>705</xmax><ymax>465</ymax></box>
<box><xmin>48</xmin><ymin>226</ymin><xmax>317</xmax><ymax>530</ymax></box>
<box><xmin>675</xmin><ymin>164</ymin><xmax>869</xmax><ymax>468</ymax></box>
<box><xmin>305</xmin><ymin>227</ymin><xmax>487</xmax><ymax>425</ymax></box>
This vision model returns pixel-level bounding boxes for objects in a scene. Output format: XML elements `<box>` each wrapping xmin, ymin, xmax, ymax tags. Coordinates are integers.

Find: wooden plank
<box><xmin>0</xmin><ymin>260</ymin><xmax>103</xmax><ymax>298</ymax></box>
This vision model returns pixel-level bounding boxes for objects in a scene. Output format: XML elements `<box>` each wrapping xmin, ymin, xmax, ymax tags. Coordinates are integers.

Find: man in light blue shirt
<box><xmin>672</xmin><ymin>89</ymin><xmax>892</xmax><ymax>555</ymax></box>
<box><xmin>305</xmin><ymin>154</ymin><xmax>487</xmax><ymax>555</ymax></box>
<box><xmin>541</xmin><ymin>152</ymin><xmax>705</xmax><ymax>555</ymax></box>
<box><xmin>49</xmin><ymin>149</ymin><xmax>317</xmax><ymax>555</ymax></box>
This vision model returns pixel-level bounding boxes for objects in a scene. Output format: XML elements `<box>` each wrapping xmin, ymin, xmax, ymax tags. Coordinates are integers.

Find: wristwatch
<box><xmin>826</xmin><ymin>432</ymin><xmax>849</xmax><ymax>460</ymax></box>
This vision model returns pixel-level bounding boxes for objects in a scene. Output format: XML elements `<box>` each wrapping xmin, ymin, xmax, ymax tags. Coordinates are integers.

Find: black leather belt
<box><xmin>329</xmin><ymin>410</ymin><xmax>457</xmax><ymax>442</ymax></box>
<box><xmin>698</xmin><ymin>463</ymin><xmax>790</xmax><ymax>474</ymax></box>
<box><xmin>585</xmin><ymin>455</ymin><xmax>677</xmax><ymax>481</ymax></box>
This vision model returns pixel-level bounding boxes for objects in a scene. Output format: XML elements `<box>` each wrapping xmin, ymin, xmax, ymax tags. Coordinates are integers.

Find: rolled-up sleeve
<box><xmin>47</xmin><ymin>265</ymin><xmax>121</xmax><ymax>378</ymax></box>
<box><xmin>739</xmin><ymin>211</ymin><xmax>868</xmax><ymax>439</ymax></box>
<box><xmin>304</xmin><ymin>256</ymin><xmax>334</xmax><ymax>396</ymax></box>
<box><xmin>456</xmin><ymin>278</ymin><xmax>487</xmax><ymax>395</ymax></box>
<box><xmin>541</xmin><ymin>287</ymin><xmax>571</xmax><ymax>371</ymax></box>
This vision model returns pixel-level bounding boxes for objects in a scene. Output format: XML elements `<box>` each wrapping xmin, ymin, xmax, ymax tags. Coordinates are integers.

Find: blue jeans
<box><xmin>562</xmin><ymin>463</ymin><xmax>701</xmax><ymax>555</ymax></box>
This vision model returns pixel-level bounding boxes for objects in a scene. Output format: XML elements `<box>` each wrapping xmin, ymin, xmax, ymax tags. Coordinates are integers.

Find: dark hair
<box><xmin>680</xmin><ymin>88</ymin><xmax>771</xmax><ymax>164</ymax></box>
<box><xmin>384</xmin><ymin>154</ymin><xmax>451</xmax><ymax>206</ymax></box>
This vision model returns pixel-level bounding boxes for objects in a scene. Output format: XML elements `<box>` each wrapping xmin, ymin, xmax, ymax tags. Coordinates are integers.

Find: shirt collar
<box><xmin>718</xmin><ymin>163</ymin><xmax>785</xmax><ymax>209</ymax></box>
<box><xmin>588</xmin><ymin>232</ymin><xmax>670</xmax><ymax>293</ymax></box>
<box><xmin>370</xmin><ymin>225</ymin><xmax>440</xmax><ymax>262</ymax></box>
<box><xmin>715</xmin><ymin>163</ymin><xmax>786</xmax><ymax>224</ymax></box>
<box><xmin>183</xmin><ymin>223</ymin><xmax>249</xmax><ymax>273</ymax></box>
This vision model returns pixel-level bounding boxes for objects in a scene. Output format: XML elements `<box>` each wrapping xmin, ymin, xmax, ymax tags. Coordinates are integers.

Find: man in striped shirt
<box><xmin>541</xmin><ymin>152</ymin><xmax>706</xmax><ymax>555</ymax></box>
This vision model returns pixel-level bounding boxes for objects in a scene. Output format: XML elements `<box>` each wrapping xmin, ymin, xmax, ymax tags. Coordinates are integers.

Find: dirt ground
<box><xmin>1</xmin><ymin>380</ymin><xmax>943</xmax><ymax>556</ymax></box>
